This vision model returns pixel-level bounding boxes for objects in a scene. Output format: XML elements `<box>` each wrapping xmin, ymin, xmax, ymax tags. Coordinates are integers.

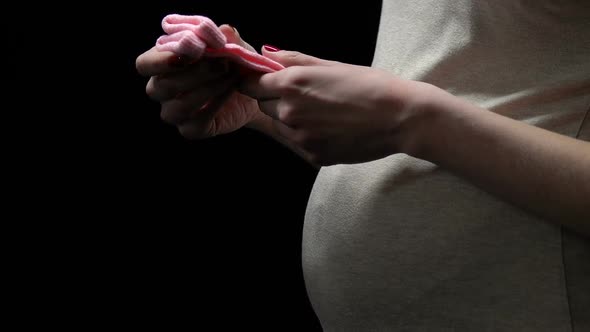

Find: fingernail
<box><xmin>263</xmin><ymin>44</ymin><xmax>281</xmax><ymax>52</ymax></box>
<box><xmin>168</xmin><ymin>55</ymin><xmax>190</xmax><ymax>67</ymax></box>
<box><xmin>228</xmin><ymin>25</ymin><xmax>239</xmax><ymax>36</ymax></box>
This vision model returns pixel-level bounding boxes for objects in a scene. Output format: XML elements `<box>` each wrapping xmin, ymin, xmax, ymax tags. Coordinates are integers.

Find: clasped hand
<box><xmin>136</xmin><ymin>25</ymin><xmax>436</xmax><ymax>165</ymax></box>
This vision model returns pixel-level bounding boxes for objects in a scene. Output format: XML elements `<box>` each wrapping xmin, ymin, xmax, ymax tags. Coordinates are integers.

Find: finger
<box><xmin>261</xmin><ymin>48</ymin><xmax>339</xmax><ymax>67</ymax></box>
<box><xmin>136</xmin><ymin>46</ymin><xmax>193</xmax><ymax>77</ymax></box>
<box><xmin>219</xmin><ymin>24</ymin><xmax>256</xmax><ymax>52</ymax></box>
<box><xmin>257</xmin><ymin>98</ymin><xmax>281</xmax><ymax>121</ymax></box>
<box><xmin>146</xmin><ymin>59</ymin><xmax>230</xmax><ymax>101</ymax></box>
<box><xmin>239</xmin><ymin>71</ymin><xmax>287</xmax><ymax>100</ymax></box>
<box><xmin>268</xmin><ymin>119</ymin><xmax>316</xmax><ymax>165</ymax></box>
<box><xmin>177</xmin><ymin>85</ymin><xmax>237</xmax><ymax>139</ymax></box>
<box><xmin>160</xmin><ymin>74</ymin><xmax>238</xmax><ymax>124</ymax></box>
<box><xmin>257</xmin><ymin>97</ymin><xmax>306</xmax><ymax>128</ymax></box>
<box><xmin>271</xmin><ymin>117</ymin><xmax>298</xmax><ymax>140</ymax></box>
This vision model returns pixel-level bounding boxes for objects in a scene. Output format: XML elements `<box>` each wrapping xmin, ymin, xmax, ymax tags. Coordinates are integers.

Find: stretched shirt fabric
<box><xmin>303</xmin><ymin>0</ymin><xmax>590</xmax><ymax>331</ymax></box>
<box><xmin>156</xmin><ymin>14</ymin><xmax>284</xmax><ymax>73</ymax></box>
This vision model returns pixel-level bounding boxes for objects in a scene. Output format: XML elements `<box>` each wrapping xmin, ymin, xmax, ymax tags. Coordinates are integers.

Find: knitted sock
<box><xmin>156</xmin><ymin>14</ymin><xmax>284</xmax><ymax>73</ymax></box>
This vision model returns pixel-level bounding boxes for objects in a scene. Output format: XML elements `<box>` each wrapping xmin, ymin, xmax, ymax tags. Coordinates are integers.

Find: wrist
<box><xmin>400</xmin><ymin>83</ymin><xmax>491</xmax><ymax>165</ymax></box>
<box><xmin>395</xmin><ymin>82</ymin><xmax>456</xmax><ymax>161</ymax></box>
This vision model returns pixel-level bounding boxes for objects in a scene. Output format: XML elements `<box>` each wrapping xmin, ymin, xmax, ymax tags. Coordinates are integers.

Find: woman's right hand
<box><xmin>135</xmin><ymin>25</ymin><xmax>263</xmax><ymax>139</ymax></box>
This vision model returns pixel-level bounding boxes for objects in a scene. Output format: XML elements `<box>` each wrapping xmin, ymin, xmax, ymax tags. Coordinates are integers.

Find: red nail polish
<box><xmin>263</xmin><ymin>44</ymin><xmax>281</xmax><ymax>52</ymax></box>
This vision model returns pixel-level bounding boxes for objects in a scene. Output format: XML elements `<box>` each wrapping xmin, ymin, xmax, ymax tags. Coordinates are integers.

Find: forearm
<box><xmin>409</xmin><ymin>86</ymin><xmax>590</xmax><ymax>236</ymax></box>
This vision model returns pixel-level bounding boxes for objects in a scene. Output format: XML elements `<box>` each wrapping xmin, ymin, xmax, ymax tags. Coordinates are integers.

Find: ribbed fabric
<box><xmin>156</xmin><ymin>14</ymin><xmax>284</xmax><ymax>73</ymax></box>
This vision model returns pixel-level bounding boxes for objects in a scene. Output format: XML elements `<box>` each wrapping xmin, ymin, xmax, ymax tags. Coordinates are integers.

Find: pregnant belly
<box><xmin>301</xmin><ymin>158</ymin><xmax>569</xmax><ymax>331</ymax></box>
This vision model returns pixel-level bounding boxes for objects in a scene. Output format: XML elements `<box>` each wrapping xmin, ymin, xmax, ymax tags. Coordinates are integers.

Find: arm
<box><xmin>410</xmin><ymin>85</ymin><xmax>590</xmax><ymax>236</ymax></box>
<box><xmin>240</xmin><ymin>50</ymin><xmax>590</xmax><ymax>236</ymax></box>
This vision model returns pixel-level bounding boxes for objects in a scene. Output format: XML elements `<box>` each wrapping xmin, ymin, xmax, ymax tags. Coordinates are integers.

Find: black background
<box><xmin>16</xmin><ymin>1</ymin><xmax>381</xmax><ymax>330</ymax></box>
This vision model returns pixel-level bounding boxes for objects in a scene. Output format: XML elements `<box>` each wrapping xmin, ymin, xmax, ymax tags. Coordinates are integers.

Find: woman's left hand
<box><xmin>240</xmin><ymin>50</ymin><xmax>435</xmax><ymax>166</ymax></box>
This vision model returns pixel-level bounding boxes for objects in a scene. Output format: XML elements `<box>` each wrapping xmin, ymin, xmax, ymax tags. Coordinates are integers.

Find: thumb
<box><xmin>261</xmin><ymin>45</ymin><xmax>337</xmax><ymax>67</ymax></box>
<box><xmin>219</xmin><ymin>24</ymin><xmax>256</xmax><ymax>52</ymax></box>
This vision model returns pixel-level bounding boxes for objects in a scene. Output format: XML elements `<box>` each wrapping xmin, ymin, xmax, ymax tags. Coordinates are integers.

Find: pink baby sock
<box><xmin>156</xmin><ymin>14</ymin><xmax>284</xmax><ymax>73</ymax></box>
